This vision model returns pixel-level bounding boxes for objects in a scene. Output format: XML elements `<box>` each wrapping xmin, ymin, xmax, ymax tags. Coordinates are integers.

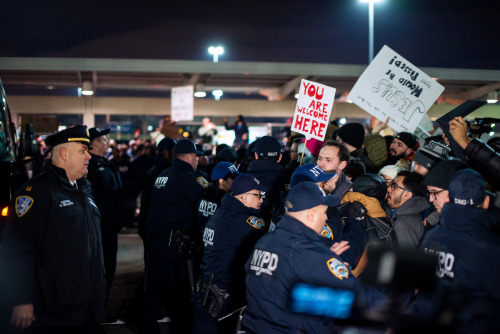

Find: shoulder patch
<box><xmin>197</xmin><ymin>176</ymin><xmax>209</xmax><ymax>188</ymax></box>
<box><xmin>321</xmin><ymin>224</ymin><xmax>333</xmax><ymax>240</ymax></box>
<box><xmin>16</xmin><ymin>196</ymin><xmax>34</xmax><ymax>217</ymax></box>
<box><xmin>246</xmin><ymin>216</ymin><xmax>265</xmax><ymax>230</ymax></box>
<box><xmin>285</xmin><ymin>184</ymin><xmax>291</xmax><ymax>191</ymax></box>
<box><xmin>25</xmin><ymin>186</ymin><xmax>32</xmax><ymax>192</ymax></box>
<box><xmin>327</xmin><ymin>258</ymin><xmax>349</xmax><ymax>280</ymax></box>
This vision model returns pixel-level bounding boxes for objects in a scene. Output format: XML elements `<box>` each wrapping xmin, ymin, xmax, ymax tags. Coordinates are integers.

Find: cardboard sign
<box><xmin>291</xmin><ymin>79</ymin><xmax>336</xmax><ymax>141</ymax></box>
<box><xmin>348</xmin><ymin>45</ymin><xmax>445</xmax><ymax>133</ymax></box>
<box><xmin>171</xmin><ymin>85</ymin><xmax>194</xmax><ymax>122</ymax></box>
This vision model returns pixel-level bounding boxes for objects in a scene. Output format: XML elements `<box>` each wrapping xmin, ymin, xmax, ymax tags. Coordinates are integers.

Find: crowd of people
<box><xmin>1</xmin><ymin>114</ymin><xmax>499</xmax><ymax>334</ymax></box>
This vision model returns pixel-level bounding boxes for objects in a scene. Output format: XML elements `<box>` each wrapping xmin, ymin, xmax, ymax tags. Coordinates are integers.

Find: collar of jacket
<box><xmin>247</xmin><ymin>159</ymin><xmax>284</xmax><ymax>173</ymax></box>
<box><xmin>172</xmin><ymin>158</ymin><xmax>195</xmax><ymax>172</ymax></box>
<box><xmin>45</xmin><ymin>160</ymin><xmax>91</xmax><ymax>191</ymax></box>
<box><xmin>221</xmin><ymin>192</ymin><xmax>260</xmax><ymax>216</ymax></box>
<box><xmin>389</xmin><ymin>195</ymin><xmax>430</xmax><ymax>217</ymax></box>
<box><xmin>441</xmin><ymin>203</ymin><xmax>500</xmax><ymax>231</ymax></box>
<box><xmin>277</xmin><ymin>214</ymin><xmax>325</xmax><ymax>243</ymax></box>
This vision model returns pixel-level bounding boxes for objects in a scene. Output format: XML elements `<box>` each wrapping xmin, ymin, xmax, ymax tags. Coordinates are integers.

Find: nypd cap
<box><xmin>45</xmin><ymin>125</ymin><xmax>91</xmax><ymax>149</ymax></box>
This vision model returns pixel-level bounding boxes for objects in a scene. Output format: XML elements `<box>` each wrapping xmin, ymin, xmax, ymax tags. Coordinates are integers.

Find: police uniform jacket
<box><xmin>247</xmin><ymin>159</ymin><xmax>288</xmax><ymax>222</ymax></box>
<box><xmin>2</xmin><ymin>161</ymin><xmax>106</xmax><ymax>326</ymax></box>
<box><xmin>243</xmin><ymin>214</ymin><xmax>381</xmax><ymax>334</ymax></box>
<box><xmin>87</xmin><ymin>153</ymin><xmax>124</xmax><ymax>230</ymax></box>
<box><xmin>413</xmin><ymin>203</ymin><xmax>500</xmax><ymax>333</ymax></box>
<box><xmin>146</xmin><ymin>158</ymin><xmax>208</xmax><ymax>236</ymax></box>
<box><xmin>195</xmin><ymin>185</ymin><xmax>225</xmax><ymax>240</ymax></box>
<box><xmin>201</xmin><ymin>193</ymin><xmax>265</xmax><ymax>298</ymax></box>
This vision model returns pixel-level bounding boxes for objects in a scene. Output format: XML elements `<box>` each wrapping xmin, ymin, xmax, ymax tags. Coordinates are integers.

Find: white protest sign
<box><xmin>171</xmin><ymin>85</ymin><xmax>194</xmax><ymax>122</ymax></box>
<box><xmin>291</xmin><ymin>79</ymin><xmax>336</xmax><ymax>141</ymax></box>
<box><xmin>348</xmin><ymin>45</ymin><xmax>444</xmax><ymax>133</ymax></box>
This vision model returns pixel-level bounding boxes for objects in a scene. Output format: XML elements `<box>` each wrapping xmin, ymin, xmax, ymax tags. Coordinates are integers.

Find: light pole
<box><xmin>208</xmin><ymin>46</ymin><xmax>224</xmax><ymax>63</ymax></box>
<box><xmin>360</xmin><ymin>0</ymin><xmax>382</xmax><ymax>63</ymax></box>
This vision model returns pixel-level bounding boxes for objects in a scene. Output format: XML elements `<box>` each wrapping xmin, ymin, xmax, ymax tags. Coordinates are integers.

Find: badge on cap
<box><xmin>327</xmin><ymin>258</ymin><xmax>349</xmax><ymax>280</ymax></box>
<box><xmin>246</xmin><ymin>216</ymin><xmax>265</xmax><ymax>230</ymax></box>
<box><xmin>197</xmin><ymin>176</ymin><xmax>209</xmax><ymax>188</ymax></box>
<box><xmin>16</xmin><ymin>196</ymin><xmax>34</xmax><ymax>217</ymax></box>
<box><xmin>321</xmin><ymin>224</ymin><xmax>333</xmax><ymax>239</ymax></box>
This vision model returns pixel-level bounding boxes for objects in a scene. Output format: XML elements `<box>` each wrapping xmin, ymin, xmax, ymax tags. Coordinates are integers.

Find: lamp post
<box><xmin>360</xmin><ymin>0</ymin><xmax>382</xmax><ymax>63</ymax></box>
<box><xmin>208</xmin><ymin>46</ymin><xmax>224</xmax><ymax>63</ymax></box>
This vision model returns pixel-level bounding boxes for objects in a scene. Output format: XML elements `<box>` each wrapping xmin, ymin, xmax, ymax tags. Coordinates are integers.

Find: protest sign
<box><xmin>171</xmin><ymin>85</ymin><xmax>194</xmax><ymax>122</ymax></box>
<box><xmin>348</xmin><ymin>45</ymin><xmax>444</xmax><ymax>133</ymax></box>
<box><xmin>291</xmin><ymin>79</ymin><xmax>336</xmax><ymax>141</ymax></box>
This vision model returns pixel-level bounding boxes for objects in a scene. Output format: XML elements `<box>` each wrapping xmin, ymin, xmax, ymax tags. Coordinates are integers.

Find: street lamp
<box><xmin>360</xmin><ymin>0</ymin><xmax>382</xmax><ymax>63</ymax></box>
<box><xmin>208</xmin><ymin>46</ymin><xmax>224</xmax><ymax>63</ymax></box>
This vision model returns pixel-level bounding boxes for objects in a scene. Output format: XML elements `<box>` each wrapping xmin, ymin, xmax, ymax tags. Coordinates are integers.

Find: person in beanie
<box><xmin>336</xmin><ymin>122</ymin><xmax>378</xmax><ymax>173</ymax></box>
<box><xmin>413</xmin><ymin>169</ymin><xmax>500</xmax><ymax>333</ymax></box>
<box><xmin>412</xmin><ymin>140</ymin><xmax>450</xmax><ymax>177</ymax></box>
<box><xmin>386</xmin><ymin>131</ymin><xmax>418</xmax><ymax>167</ymax></box>
<box><xmin>2</xmin><ymin>125</ymin><xmax>106</xmax><ymax>332</ymax></box>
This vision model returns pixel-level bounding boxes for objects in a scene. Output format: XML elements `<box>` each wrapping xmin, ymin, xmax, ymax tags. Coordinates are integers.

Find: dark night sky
<box><xmin>1</xmin><ymin>0</ymin><xmax>499</xmax><ymax>69</ymax></box>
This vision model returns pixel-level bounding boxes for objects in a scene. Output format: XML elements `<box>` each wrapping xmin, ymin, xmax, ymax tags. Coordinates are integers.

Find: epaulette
<box><xmin>246</xmin><ymin>216</ymin><xmax>265</xmax><ymax>230</ymax></box>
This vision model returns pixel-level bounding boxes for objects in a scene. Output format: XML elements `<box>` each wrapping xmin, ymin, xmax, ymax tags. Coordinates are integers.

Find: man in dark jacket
<box><xmin>246</xmin><ymin>136</ymin><xmax>288</xmax><ymax>224</ymax></box>
<box><xmin>142</xmin><ymin>139</ymin><xmax>209</xmax><ymax>334</ymax></box>
<box><xmin>192</xmin><ymin>173</ymin><xmax>267</xmax><ymax>333</ymax></box>
<box><xmin>243</xmin><ymin>182</ymin><xmax>386</xmax><ymax>334</ymax></box>
<box><xmin>2</xmin><ymin>125</ymin><xmax>106</xmax><ymax>333</ymax></box>
<box><xmin>385</xmin><ymin>171</ymin><xmax>429</xmax><ymax>247</ymax></box>
<box><xmin>413</xmin><ymin>169</ymin><xmax>500</xmax><ymax>333</ymax></box>
<box><xmin>87</xmin><ymin>127</ymin><xmax>124</xmax><ymax>299</ymax></box>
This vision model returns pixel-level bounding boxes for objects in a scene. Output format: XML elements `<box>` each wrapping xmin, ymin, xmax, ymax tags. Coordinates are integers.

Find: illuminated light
<box><xmin>212</xmin><ymin>90</ymin><xmax>223</xmax><ymax>101</ymax></box>
<box><xmin>360</xmin><ymin>0</ymin><xmax>382</xmax><ymax>2</ymax></box>
<box><xmin>487</xmin><ymin>99</ymin><xmax>498</xmax><ymax>104</ymax></box>
<box><xmin>47</xmin><ymin>85</ymin><xmax>55</xmax><ymax>90</ymax></box>
<box><xmin>490</xmin><ymin>132</ymin><xmax>495</xmax><ymax>137</ymax></box>
<box><xmin>339</xmin><ymin>118</ymin><xmax>347</xmax><ymax>125</ymax></box>
<box><xmin>491</xmin><ymin>124</ymin><xmax>496</xmax><ymax>128</ymax></box>
<box><xmin>208</xmin><ymin>46</ymin><xmax>224</xmax><ymax>63</ymax></box>
<box><xmin>194</xmin><ymin>91</ymin><xmax>207</xmax><ymax>98</ymax></box>
<box><xmin>183</xmin><ymin>132</ymin><xmax>189</xmax><ymax>138</ymax></box>
<box><xmin>116</xmin><ymin>126</ymin><xmax>121</xmax><ymax>131</ymax></box>
<box><xmin>1</xmin><ymin>206</ymin><xmax>8</xmax><ymax>217</ymax></box>
<box><xmin>147</xmin><ymin>125</ymin><xmax>153</xmax><ymax>131</ymax></box>
<box><xmin>81</xmin><ymin>81</ymin><xmax>94</xmax><ymax>96</ymax></box>
<box><xmin>295</xmin><ymin>93</ymin><xmax>299</xmax><ymax>99</ymax></box>
<box><xmin>178</xmin><ymin>128</ymin><xmax>183</xmax><ymax>134</ymax></box>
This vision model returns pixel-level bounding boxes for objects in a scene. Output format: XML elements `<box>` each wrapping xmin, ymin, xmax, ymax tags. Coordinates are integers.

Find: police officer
<box><xmin>1</xmin><ymin>125</ymin><xmax>106</xmax><ymax>333</ymax></box>
<box><xmin>142</xmin><ymin>139</ymin><xmax>209</xmax><ymax>334</ymax></box>
<box><xmin>192</xmin><ymin>173</ymin><xmax>267</xmax><ymax>334</ymax></box>
<box><xmin>243</xmin><ymin>182</ymin><xmax>385</xmax><ymax>334</ymax></box>
<box><xmin>86</xmin><ymin>127</ymin><xmax>124</xmax><ymax>299</ymax></box>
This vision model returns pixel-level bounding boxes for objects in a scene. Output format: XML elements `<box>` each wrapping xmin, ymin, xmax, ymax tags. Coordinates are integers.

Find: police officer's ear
<box><xmin>481</xmin><ymin>195</ymin><xmax>490</xmax><ymax>210</ymax></box>
<box><xmin>277</xmin><ymin>153</ymin><xmax>282</xmax><ymax>163</ymax></box>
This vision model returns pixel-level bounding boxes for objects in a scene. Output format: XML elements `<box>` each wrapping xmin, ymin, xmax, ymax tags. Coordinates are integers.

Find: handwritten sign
<box><xmin>291</xmin><ymin>79</ymin><xmax>336</xmax><ymax>141</ymax></box>
<box><xmin>171</xmin><ymin>85</ymin><xmax>194</xmax><ymax>122</ymax></box>
<box><xmin>348</xmin><ymin>45</ymin><xmax>444</xmax><ymax>133</ymax></box>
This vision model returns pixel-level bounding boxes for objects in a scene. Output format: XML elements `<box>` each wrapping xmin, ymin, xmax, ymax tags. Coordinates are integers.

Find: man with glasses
<box><xmin>192</xmin><ymin>174</ymin><xmax>267</xmax><ymax>333</ymax></box>
<box><xmin>385</xmin><ymin>171</ymin><xmax>429</xmax><ymax>247</ymax></box>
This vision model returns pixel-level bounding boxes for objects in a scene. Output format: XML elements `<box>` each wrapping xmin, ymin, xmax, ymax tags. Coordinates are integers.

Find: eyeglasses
<box><xmin>426</xmin><ymin>189</ymin><xmax>445</xmax><ymax>200</ymax></box>
<box><xmin>245</xmin><ymin>192</ymin><xmax>263</xmax><ymax>199</ymax></box>
<box><xmin>389</xmin><ymin>182</ymin><xmax>409</xmax><ymax>192</ymax></box>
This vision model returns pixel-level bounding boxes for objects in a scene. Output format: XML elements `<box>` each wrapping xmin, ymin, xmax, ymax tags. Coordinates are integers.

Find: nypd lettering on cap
<box><xmin>197</xmin><ymin>176</ymin><xmax>209</xmax><ymax>188</ymax></box>
<box><xmin>321</xmin><ymin>224</ymin><xmax>333</xmax><ymax>240</ymax></box>
<box><xmin>246</xmin><ymin>216</ymin><xmax>265</xmax><ymax>230</ymax></box>
<box><xmin>327</xmin><ymin>258</ymin><xmax>349</xmax><ymax>280</ymax></box>
<box><xmin>16</xmin><ymin>196</ymin><xmax>34</xmax><ymax>217</ymax></box>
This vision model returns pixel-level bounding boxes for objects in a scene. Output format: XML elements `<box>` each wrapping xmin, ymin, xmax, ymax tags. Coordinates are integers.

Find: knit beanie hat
<box><xmin>379</xmin><ymin>165</ymin><xmax>403</xmax><ymax>181</ymax></box>
<box><xmin>413</xmin><ymin>141</ymin><xmax>451</xmax><ymax>171</ymax></box>
<box><xmin>336</xmin><ymin>123</ymin><xmax>365</xmax><ymax>149</ymax></box>
<box><xmin>422</xmin><ymin>160</ymin><xmax>468</xmax><ymax>190</ymax></box>
<box><xmin>394</xmin><ymin>132</ymin><xmax>417</xmax><ymax>150</ymax></box>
